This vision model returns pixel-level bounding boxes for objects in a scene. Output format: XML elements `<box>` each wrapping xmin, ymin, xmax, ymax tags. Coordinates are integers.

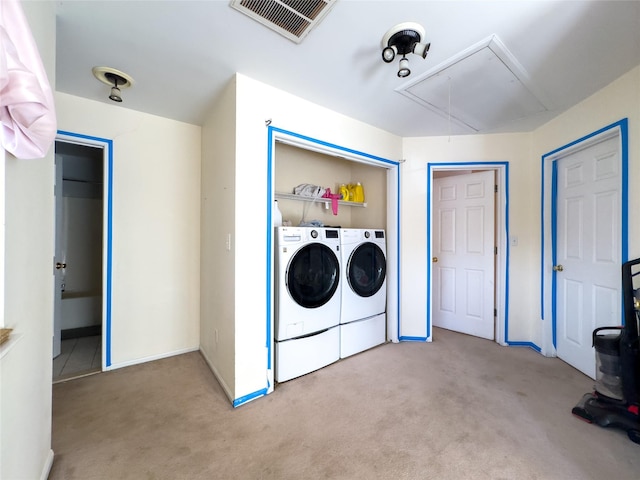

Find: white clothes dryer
<box><xmin>275</xmin><ymin>226</ymin><xmax>341</xmax><ymax>382</ymax></box>
<box><xmin>339</xmin><ymin>228</ymin><xmax>387</xmax><ymax>358</ymax></box>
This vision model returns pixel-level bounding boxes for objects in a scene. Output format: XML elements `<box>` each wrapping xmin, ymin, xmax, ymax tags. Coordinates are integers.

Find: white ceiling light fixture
<box><xmin>381</xmin><ymin>22</ymin><xmax>430</xmax><ymax>78</ymax></box>
<box><xmin>92</xmin><ymin>66</ymin><xmax>134</xmax><ymax>103</ymax></box>
<box><xmin>397</xmin><ymin>57</ymin><xmax>411</xmax><ymax>78</ymax></box>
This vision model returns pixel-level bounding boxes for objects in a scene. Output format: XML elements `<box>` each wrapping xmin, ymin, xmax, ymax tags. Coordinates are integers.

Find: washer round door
<box><xmin>287</xmin><ymin>243</ymin><xmax>340</xmax><ymax>308</ymax></box>
<box><xmin>347</xmin><ymin>243</ymin><xmax>386</xmax><ymax>298</ymax></box>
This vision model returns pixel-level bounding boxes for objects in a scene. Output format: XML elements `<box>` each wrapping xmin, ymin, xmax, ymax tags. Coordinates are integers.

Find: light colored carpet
<box><xmin>50</xmin><ymin>328</ymin><xmax>640</xmax><ymax>479</ymax></box>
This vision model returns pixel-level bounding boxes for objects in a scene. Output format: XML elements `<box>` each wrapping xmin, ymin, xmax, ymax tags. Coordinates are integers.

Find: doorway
<box><xmin>427</xmin><ymin>163</ymin><xmax>509</xmax><ymax>345</ymax></box>
<box><xmin>53</xmin><ymin>132</ymin><xmax>113</xmax><ymax>381</ymax></box>
<box><xmin>265</xmin><ymin>126</ymin><xmax>401</xmax><ymax>395</ymax></box>
<box><xmin>541</xmin><ymin>120</ymin><xmax>628</xmax><ymax>377</ymax></box>
<box><xmin>432</xmin><ymin>170</ymin><xmax>496</xmax><ymax>339</ymax></box>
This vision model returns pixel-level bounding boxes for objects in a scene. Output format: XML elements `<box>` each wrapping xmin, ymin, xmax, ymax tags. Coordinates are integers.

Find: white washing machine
<box><xmin>275</xmin><ymin>226</ymin><xmax>341</xmax><ymax>382</ymax></box>
<box><xmin>340</xmin><ymin>228</ymin><xmax>387</xmax><ymax>358</ymax></box>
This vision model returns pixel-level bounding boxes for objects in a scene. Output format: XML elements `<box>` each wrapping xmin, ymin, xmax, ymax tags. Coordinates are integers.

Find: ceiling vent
<box><xmin>230</xmin><ymin>0</ymin><xmax>336</xmax><ymax>43</ymax></box>
<box><xmin>397</xmin><ymin>35</ymin><xmax>553</xmax><ymax>133</ymax></box>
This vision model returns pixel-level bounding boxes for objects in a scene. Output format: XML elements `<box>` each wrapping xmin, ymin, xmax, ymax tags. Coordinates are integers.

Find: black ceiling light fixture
<box><xmin>381</xmin><ymin>22</ymin><xmax>430</xmax><ymax>78</ymax></box>
<box><xmin>92</xmin><ymin>66</ymin><xmax>135</xmax><ymax>103</ymax></box>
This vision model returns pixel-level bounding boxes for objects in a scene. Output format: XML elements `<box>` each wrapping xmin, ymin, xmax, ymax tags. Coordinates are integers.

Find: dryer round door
<box><xmin>287</xmin><ymin>243</ymin><xmax>340</xmax><ymax>308</ymax></box>
<box><xmin>347</xmin><ymin>243</ymin><xmax>386</xmax><ymax>298</ymax></box>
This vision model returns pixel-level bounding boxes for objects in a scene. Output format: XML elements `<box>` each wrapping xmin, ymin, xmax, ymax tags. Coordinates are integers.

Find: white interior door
<box><xmin>53</xmin><ymin>153</ymin><xmax>66</xmax><ymax>358</ymax></box>
<box><xmin>433</xmin><ymin>170</ymin><xmax>495</xmax><ymax>339</ymax></box>
<box><xmin>555</xmin><ymin>134</ymin><xmax>621</xmax><ymax>378</ymax></box>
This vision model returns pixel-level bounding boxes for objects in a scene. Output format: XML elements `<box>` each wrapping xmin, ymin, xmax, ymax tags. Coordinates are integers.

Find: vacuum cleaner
<box><xmin>572</xmin><ymin>258</ymin><xmax>640</xmax><ymax>444</ymax></box>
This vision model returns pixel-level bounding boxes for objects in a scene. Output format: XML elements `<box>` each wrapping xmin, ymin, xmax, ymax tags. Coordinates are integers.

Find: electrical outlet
<box><xmin>225</xmin><ymin>233</ymin><xmax>231</xmax><ymax>251</ymax></box>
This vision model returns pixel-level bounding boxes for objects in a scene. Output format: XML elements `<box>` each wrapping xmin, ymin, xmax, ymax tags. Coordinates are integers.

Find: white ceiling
<box><xmin>54</xmin><ymin>1</ymin><xmax>640</xmax><ymax>138</ymax></box>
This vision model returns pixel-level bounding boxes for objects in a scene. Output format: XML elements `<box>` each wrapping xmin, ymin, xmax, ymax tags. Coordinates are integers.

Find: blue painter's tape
<box><xmin>266</xmin><ymin>125</ymin><xmax>400</xmax><ymax>373</ymax></box>
<box><xmin>551</xmin><ymin>162</ymin><xmax>558</xmax><ymax>348</ymax></box>
<box><xmin>399</xmin><ymin>336</ymin><xmax>428</xmax><ymax>342</ymax></box>
<box><xmin>425</xmin><ymin>165</ymin><xmax>432</xmax><ymax>340</ymax></box>
<box><xmin>506</xmin><ymin>341</ymin><xmax>542</xmax><ymax>353</ymax></box>
<box><xmin>106</xmin><ymin>141</ymin><xmax>113</xmax><ymax>367</ymax></box>
<box><xmin>620</xmin><ymin>118</ymin><xmax>629</xmax><ymax>263</ymax></box>
<box><xmin>426</xmin><ymin>162</ymin><xmax>509</xmax><ymax>344</ymax></box>
<box><xmin>620</xmin><ymin>119</ymin><xmax>630</xmax><ymax>324</ymax></box>
<box><xmin>540</xmin><ymin>154</ymin><xmax>546</xmax><ymax>321</ymax></box>
<box><xmin>503</xmin><ymin>162</ymin><xmax>510</xmax><ymax>342</ymax></box>
<box><xmin>57</xmin><ymin>130</ymin><xmax>113</xmax><ymax>367</ymax></box>
<box><xmin>58</xmin><ymin>130</ymin><xmax>111</xmax><ymax>144</ymax></box>
<box><xmin>396</xmin><ymin>168</ymin><xmax>402</xmax><ymax>341</ymax></box>
<box><xmin>268</xmin><ymin>126</ymin><xmax>399</xmax><ymax>166</ymax></box>
<box><xmin>266</xmin><ymin>127</ymin><xmax>274</xmax><ymax>369</ymax></box>
<box><xmin>541</xmin><ymin>118</ymin><xmax>628</xmax><ymax>344</ymax></box>
<box><xmin>542</xmin><ymin>119</ymin><xmax>627</xmax><ymax>159</ymax></box>
<box><xmin>233</xmin><ymin>387</ymin><xmax>269</xmax><ymax>408</ymax></box>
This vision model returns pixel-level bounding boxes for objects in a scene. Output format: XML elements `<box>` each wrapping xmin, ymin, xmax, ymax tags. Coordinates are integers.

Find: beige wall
<box><xmin>200</xmin><ymin>78</ymin><xmax>237</xmax><ymax>400</ymax></box>
<box><xmin>1</xmin><ymin>2</ymin><xmax>56</xmax><ymax>478</ymax></box>
<box><xmin>350</xmin><ymin>162</ymin><xmax>388</xmax><ymax>229</ymax></box>
<box><xmin>402</xmin><ymin>133</ymin><xmax>535</xmax><ymax>341</ymax></box>
<box><xmin>400</xmin><ymin>65</ymin><xmax>640</xmax><ymax>350</ymax></box>
<box><xmin>532</xmin><ymin>65</ymin><xmax>640</xmax><ymax>351</ymax></box>
<box><xmin>275</xmin><ymin>142</ymin><xmax>387</xmax><ymax>228</ymax></box>
<box><xmin>231</xmin><ymin>73</ymin><xmax>403</xmax><ymax>402</ymax></box>
<box><xmin>533</xmin><ymin>65</ymin><xmax>640</xmax><ymax>258</ymax></box>
<box><xmin>55</xmin><ymin>93</ymin><xmax>202</xmax><ymax>367</ymax></box>
<box><xmin>214</xmin><ymin>68</ymin><xmax>640</xmax><ymax>402</ymax></box>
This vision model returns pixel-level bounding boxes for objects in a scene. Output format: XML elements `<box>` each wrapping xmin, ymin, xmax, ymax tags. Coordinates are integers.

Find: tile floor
<box><xmin>53</xmin><ymin>335</ymin><xmax>101</xmax><ymax>382</ymax></box>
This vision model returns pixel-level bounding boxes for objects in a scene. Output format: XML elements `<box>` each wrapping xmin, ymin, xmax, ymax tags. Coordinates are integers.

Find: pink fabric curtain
<box><xmin>0</xmin><ymin>0</ymin><xmax>56</xmax><ymax>159</ymax></box>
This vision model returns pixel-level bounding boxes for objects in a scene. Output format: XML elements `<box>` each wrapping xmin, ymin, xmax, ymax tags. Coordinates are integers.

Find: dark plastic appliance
<box><xmin>572</xmin><ymin>258</ymin><xmax>640</xmax><ymax>444</ymax></box>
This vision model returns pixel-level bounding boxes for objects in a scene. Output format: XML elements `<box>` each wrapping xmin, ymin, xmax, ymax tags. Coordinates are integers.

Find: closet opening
<box><xmin>53</xmin><ymin>133</ymin><xmax>112</xmax><ymax>382</ymax></box>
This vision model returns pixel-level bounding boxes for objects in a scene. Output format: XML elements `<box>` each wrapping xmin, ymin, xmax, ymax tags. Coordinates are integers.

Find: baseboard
<box><xmin>61</xmin><ymin>325</ymin><xmax>101</xmax><ymax>340</ymax></box>
<box><xmin>199</xmin><ymin>347</ymin><xmax>234</xmax><ymax>404</ymax></box>
<box><xmin>40</xmin><ymin>449</ymin><xmax>54</xmax><ymax>480</ymax></box>
<box><xmin>106</xmin><ymin>346</ymin><xmax>199</xmax><ymax>371</ymax></box>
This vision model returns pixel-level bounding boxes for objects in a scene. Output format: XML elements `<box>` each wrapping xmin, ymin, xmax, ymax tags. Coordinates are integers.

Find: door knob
<box><xmin>553</xmin><ymin>264</ymin><xmax>564</xmax><ymax>272</ymax></box>
<box><xmin>432</xmin><ymin>257</ymin><xmax>438</xmax><ymax>263</ymax></box>
<box><xmin>55</xmin><ymin>262</ymin><xmax>67</xmax><ymax>270</ymax></box>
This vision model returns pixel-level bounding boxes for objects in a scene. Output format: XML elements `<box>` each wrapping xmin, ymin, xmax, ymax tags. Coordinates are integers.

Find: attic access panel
<box><xmin>230</xmin><ymin>0</ymin><xmax>336</xmax><ymax>43</ymax></box>
<box><xmin>398</xmin><ymin>35</ymin><xmax>552</xmax><ymax>132</ymax></box>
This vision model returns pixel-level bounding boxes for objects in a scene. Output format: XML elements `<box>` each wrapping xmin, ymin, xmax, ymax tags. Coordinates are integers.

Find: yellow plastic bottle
<box><xmin>347</xmin><ymin>183</ymin><xmax>355</xmax><ymax>202</ymax></box>
<box><xmin>354</xmin><ymin>182</ymin><xmax>364</xmax><ymax>203</ymax></box>
<box><xmin>338</xmin><ymin>184</ymin><xmax>349</xmax><ymax>201</ymax></box>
